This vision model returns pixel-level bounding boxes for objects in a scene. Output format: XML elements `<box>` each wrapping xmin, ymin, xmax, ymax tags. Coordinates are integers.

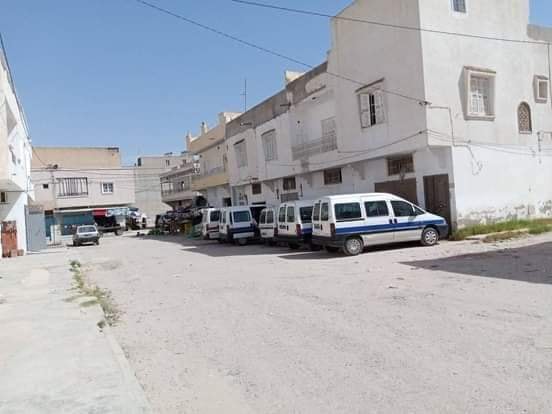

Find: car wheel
<box><xmin>421</xmin><ymin>227</ymin><xmax>439</xmax><ymax>246</ymax></box>
<box><xmin>95</xmin><ymin>240</ymin><xmax>100</xmax><ymax>245</ymax></box>
<box><xmin>325</xmin><ymin>246</ymin><xmax>340</xmax><ymax>253</ymax></box>
<box><xmin>343</xmin><ymin>237</ymin><xmax>364</xmax><ymax>256</ymax></box>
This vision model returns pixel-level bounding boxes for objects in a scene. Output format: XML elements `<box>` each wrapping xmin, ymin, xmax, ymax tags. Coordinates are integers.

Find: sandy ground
<box><xmin>76</xmin><ymin>233</ymin><xmax>552</xmax><ymax>414</ymax></box>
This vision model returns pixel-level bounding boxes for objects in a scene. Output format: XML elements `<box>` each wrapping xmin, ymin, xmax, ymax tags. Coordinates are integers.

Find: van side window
<box><xmin>334</xmin><ymin>203</ymin><xmax>362</xmax><ymax>221</ymax></box>
<box><xmin>391</xmin><ymin>201</ymin><xmax>415</xmax><ymax>217</ymax></box>
<box><xmin>278</xmin><ymin>206</ymin><xmax>286</xmax><ymax>223</ymax></box>
<box><xmin>260</xmin><ymin>211</ymin><xmax>266</xmax><ymax>224</ymax></box>
<box><xmin>267</xmin><ymin>210</ymin><xmax>274</xmax><ymax>224</ymax></box>
<box><xmin>313</xmin><ymin>203</ymin><xmax>321</xmax><ymax>221</ymax></box>
<box><xmin>321</xmin><ymin>203</ymin><xmax>329</xmax><ymax>221</ymax></box>
<box><xmin>286</xmin><ymin>206</ymin><xmax>295</xmax><ymax>222</ymax></box>
<box><xmin>365</xmin><ymin>201</ymin><xmax>389</xmax><ymax>217</ymax></box>
<box><xmin>300</xmin><ymin>207</ymin><xmax>313</xmax><ymax>223</ymax></box>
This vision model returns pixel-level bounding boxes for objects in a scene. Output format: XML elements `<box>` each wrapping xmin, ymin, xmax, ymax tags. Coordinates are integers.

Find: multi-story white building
<box><xmin>187</xmin><ymin>112</ymin><xmax>241</xmax><ymax>207</ymax></box>
<box><xmin>226</xmin><ymin>0</ymin><xmax>552</xmax><ymax>229</ymax></box>
<box><xmin>133</xmin><ymin>152</ymin><xmax>191</xmax><ymax>225</ymax></box>
<box><xmin>32</xmin><ymin>147</ymin><xmax>135</xmax><ymax>240</ymax></box>
<box><xmin>0</xmin><ymin>40</ymin><xmax>33</xmax><ymax>256</ymax></box>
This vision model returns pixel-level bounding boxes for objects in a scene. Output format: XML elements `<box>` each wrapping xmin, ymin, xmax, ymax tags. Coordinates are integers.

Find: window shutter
<box><xmin>374</xmin><ymin>90</ymin><xmax>385</xmax><ymax>124</ymax></box>
<box><xmin>359</xmin><ymin>94</ymin><xmax>371</xmax><ymax>128</ymax></box>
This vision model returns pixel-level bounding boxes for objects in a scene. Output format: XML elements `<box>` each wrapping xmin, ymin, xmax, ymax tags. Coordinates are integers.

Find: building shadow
<box><xmin>403</xmin><ymin>242</ymin><xmax>552</xmax><ymax>285</ymax></box>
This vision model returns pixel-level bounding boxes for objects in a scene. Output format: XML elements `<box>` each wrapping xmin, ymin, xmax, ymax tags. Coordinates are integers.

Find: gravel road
<box><xmin>76</xmin><ymin>233</ymin><xmax>552</xmax><ymax>413</ymax></box>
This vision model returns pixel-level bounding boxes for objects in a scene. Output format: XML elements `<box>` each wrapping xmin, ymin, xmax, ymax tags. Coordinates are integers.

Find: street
<box><xmin>73</xmin><ymin>233</ymin><xmax>552</xmax><ymax>413</ymax></box>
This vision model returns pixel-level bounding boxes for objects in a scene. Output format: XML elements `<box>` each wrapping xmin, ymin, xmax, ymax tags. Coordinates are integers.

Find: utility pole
<box><xmin>241</xmin><ymin>78</ymin><xmax>248</xmax><ymax>112</ymax></box>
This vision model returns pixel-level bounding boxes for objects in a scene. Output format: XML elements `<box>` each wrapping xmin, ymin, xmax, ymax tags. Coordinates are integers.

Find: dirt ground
<box><xmin>75</xmin><ymin>233</ymin><xmax>552</xmax><ymax>414</ymax></box>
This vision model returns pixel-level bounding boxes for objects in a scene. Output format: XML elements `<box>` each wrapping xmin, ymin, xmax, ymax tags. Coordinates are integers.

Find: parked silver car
<box><xmin>73</xmin><ymin>225</ymin><xmax>100</xmax><ymax>247</ymax></box>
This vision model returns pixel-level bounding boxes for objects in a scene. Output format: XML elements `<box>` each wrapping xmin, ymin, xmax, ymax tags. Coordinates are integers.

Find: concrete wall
<box><xmin>32</xmin><ymin>147</ymin><xmax>122</xmax><ymax>169</ymax></box>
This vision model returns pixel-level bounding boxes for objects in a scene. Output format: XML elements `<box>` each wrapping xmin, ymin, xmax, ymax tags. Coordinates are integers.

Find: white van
<box><xmin>259</xmin><ymin>207</ymin><xmax>277</xmax><ymax>245</ymax></box>
<box><xmin>275</xmin><ymin>200</ymin><xmax>318</xmax><ymax>250</ymax></box>
<box><xmin>201</xmin><ymin>208</ymin><xmax>221</xmax><ymax>240</ymax></box>
<box><xmin>219</xmin><ymin>206</ymin><xmax>257</xmax><ymax>245</ymax></box>
<box><xmin>312</xmin><ymin>193</ymin><xmax>448</xmax><ymax>256</ymax></box>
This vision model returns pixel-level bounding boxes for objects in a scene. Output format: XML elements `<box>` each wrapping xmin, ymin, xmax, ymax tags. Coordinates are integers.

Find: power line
<box><xmin>230</xmin><ymin>0</ymin><xmax>551</xmax><ymax>46</ymax></box>
<box><xmin>130</xmin><ymin>0</ymin><xmax>429</xmax><ymax>105</ymax></box>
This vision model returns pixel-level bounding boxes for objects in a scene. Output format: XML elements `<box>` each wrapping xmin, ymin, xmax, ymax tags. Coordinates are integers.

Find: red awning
<box><xmin>93</xmin><ymin>209</ymin><xmax>107</xmax><ymax>217</ymax></box>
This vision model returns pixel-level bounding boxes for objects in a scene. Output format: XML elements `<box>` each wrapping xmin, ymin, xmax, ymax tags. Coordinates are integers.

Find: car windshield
<box><xmin>300</xmin><ymin>207</ymin><xmax>313</xmax><ymax>223</ymax></box>
<box><xmin>78</xmin><ymin>226</ymin><xmax>96</xmax><ymax>233</ymax></box>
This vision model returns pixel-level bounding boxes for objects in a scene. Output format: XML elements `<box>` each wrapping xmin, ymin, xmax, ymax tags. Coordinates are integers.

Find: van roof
<box><xmin>278</xmin><ymin>200</ymin><xmax>315</xmax><ymax>207</ymax></box>
<box><xmin>314</xmin><ymin>193</ymin><xmax>403</xmax><ymax>201</ymax></box>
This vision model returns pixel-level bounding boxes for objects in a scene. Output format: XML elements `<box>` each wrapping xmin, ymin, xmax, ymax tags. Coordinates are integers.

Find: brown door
<box><xmin>375</xmin><ymin>178</ymin><xmax>418</xmax><ymax>205</ymax></box>
<box><xmin>1</xmin><ymin>221</ymin><xmax>18</xmax><ymax>258</ymax></box>
<box><xmin>423</xmin><ymin>174</ymin><xmax>452</xmax><ymax>230</ymax></box>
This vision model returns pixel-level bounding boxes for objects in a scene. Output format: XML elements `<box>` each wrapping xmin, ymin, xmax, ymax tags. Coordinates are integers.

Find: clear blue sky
<box><xmin>1</xmin><ymin>0</ymin><xmax>551</xmax><ymax>165</ymax></box>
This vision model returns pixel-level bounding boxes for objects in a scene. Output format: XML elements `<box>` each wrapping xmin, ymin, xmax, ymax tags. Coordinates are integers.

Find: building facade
<box><xmin>0</xmin><ymin>40</ymin><xmax>33</xmax><ymax>256</ymax></box>
<box><xmin>225</xmin><ymin>0</ymin><xmax>552</xmax><ymax>229</ymax></box>
<box><xmin>160</xmin><ymin>161</ymin><xmax>198</xmax><ymax>209</ymax></box>
<box><xmin>187</xmin><ymin>112</ymin><xmax>241</xmax><ymax>207</ymax></box>
<box><xmin>133</xmin><ymin>152</ymin><xmax>191</xmax><ymax>225</ymax></box>
<box><xmin>32</xmin><ymin>147</ymin><xmax>135</xmax><ymax>239</ymax></box>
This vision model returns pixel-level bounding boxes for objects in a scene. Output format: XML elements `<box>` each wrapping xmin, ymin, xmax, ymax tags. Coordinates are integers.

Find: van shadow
<box><xmin>402</xmin><ymin>242</ymin><xmax>552</xmax><ymax>285</ymax></box>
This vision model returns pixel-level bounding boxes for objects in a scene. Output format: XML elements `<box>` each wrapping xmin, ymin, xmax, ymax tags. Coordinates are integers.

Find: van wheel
<box><xmin>421</xmin><ymin>227</ymin><xmax>439</xmax><ymax>246</ymax></box>
<box><xmin>343</xmin><ymin>237</ymin><xmax>364</xmax><ymax>256</ymax></box>
<box><xmin>289</xmin><ymin>243</ymin><xmax>300</xmax><ymax>250</ymax></box>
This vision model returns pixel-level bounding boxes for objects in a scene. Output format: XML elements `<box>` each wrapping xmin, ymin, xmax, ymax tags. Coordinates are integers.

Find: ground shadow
<box><xmin>403</xmin><ymin>242</ymin><xmax>552</xmax><ymax>285</ymax></box>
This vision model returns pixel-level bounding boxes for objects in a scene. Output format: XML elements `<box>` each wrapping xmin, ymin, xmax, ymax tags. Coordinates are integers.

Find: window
<box><xmin>210</xmin><ymin>211</ymin><xmax>220</xmax><ymax>222</ymax></box>
<box><xmin>234</xmin><ymin>140</ymin><xmax>248</xmax><ymax>168</ymax></box>
<box><xmin>335</xmin><ymin>203</ymin><xmax>362</xmax><ymax>221</ymax></box>
<box><xmin>452</xmin><ymin>0</ymin><xmax>466</xmax><ymax>13</ymax></box>
<box><xmin>518</xmin><ymin>102</ymin><xmax>532</xmax><ymax>134</ymax></box>
<box><xmin>324</xmin><ymin>168</ymin><xmax>342</xmax><ymax>185</ymax></box>
<box><xmin>278</xmin><ymin>207</ymin><xmax>286</xmax><ymax>223</ymax></box>
<box><xmin>387</xmin><ymin>155</ymin><xmax>414</xmax><ymax>176</ymax></box>
<box><xmin>0</xmin><ymin>191</ymin><xmax>7</xmax><ymax>203</ymax></box>
<box><xmin>286</xmin><ymin>206</ymin><xmax>295</xmax><ymax>223</ymax></box>
<box><xmin>57</xmin><ymin>177</ymin><xmax>89</xmax><ymax>197</ymax></box>
<box><xmin>391</xmin><ymin>201</ymin><xmax>416</xmax><ymax>217</ymax></box>
<box><xmin>6</xmin><ymin>103</ymin><xmax>17</xmax><ymax>136</ymax></box>
<box><xmin>313</xmin><ymin>203</ymin><xmax>321</xmax><ymax>221</ymax></box>
<box><xmin>233</xmin><ymin>211</ymin><xmax>251</xmax><ymax>223</ymax></box>
<box><xmin>283</xmin><ymin>177</ymin><xmax>296</xmax><ymax>191</ymax></box>
<box><xmin>42</xmin><ymin>184</ymin><xmax>49</xmax><ymax>190</ymax></box>
<box><xmin>321</xmin><ymin>203</ymin><xmax>329</xmax><ymax>221</ymax></box>
<box><xmin>321</xmin><ymin>117</ymin><xmax>337</xmax><ymax>142</ymax></box>
<box><xmin>281</xmin><ymin>192</ymin><xmax>299</xmax><ymax>202</ymax></box>
<box><xmin>266</xmin><ymin>210</ymin><xmax>274</xmax><ymax>224</ymax></box>
<box><xmin>365</xmin><ymin>201</ymin><xmax>389</xmax><ymax>217</ymax></box>
<box><xmin>252</xmin><ymin>183</ymin><xmax>262</xmax><ymax>195</ymax></box>
<box><xmin>465</xmin><ymin>68</ymin><xmax>495</xmax><ymax>118</ymax></box>
<box><xmin>260</xmin><ymin>211</ymin><xmax>266</xmax><ymax>224</ymax></box>
<box><xmin>165</xmin><ymin>159</ymin><xmax>170</xmax><ymax>167</ymax></box>
<box><xmin>262</xmin><ymin>129</ymin><xmax>278</xmax><ymax>161</ymax></box>
<box><xmin>359</xmin><ymin>88</ymin><xmax>385</xmax><ymax>128</ymax></box>
<box><xmin>535</xmin><ymin>76</ymin><xmax>549</xmax><ymax>102</ymax></box>
<box><xmin>299</xmin><ymin>207</ymin><xmax>313</xmax><ymax>223</ymax></box>
<box><xmin>101</xmin><ymin>182</ymin><xmax>114</xmax><ymax>194</ymax></box>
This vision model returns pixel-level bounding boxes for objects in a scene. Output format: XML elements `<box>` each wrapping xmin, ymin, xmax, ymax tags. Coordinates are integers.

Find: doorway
<box><xmin>423</xmin><ymin>174</ymin><xmax>452</xmax><ymax>232</ymax></box>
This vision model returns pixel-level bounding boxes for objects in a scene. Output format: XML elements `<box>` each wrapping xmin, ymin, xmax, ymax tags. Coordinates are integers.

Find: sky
<box><xmin>1</xmin><ymin>0</ymin><xmax>551</xmax><ymax>165</ymax></box>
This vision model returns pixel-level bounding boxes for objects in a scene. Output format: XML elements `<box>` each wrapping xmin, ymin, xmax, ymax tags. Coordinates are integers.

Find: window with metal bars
<box><xmin>57</xmin><ymin>177</ymin><xmax>89</xmax><ymax>197</ymax></box>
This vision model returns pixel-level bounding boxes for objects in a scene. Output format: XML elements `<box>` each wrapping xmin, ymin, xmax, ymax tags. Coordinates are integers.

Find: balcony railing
<box><xmin>291</xmin><ymin>133</ymin><xmax>337</xmax><ymax>161</ymax></box>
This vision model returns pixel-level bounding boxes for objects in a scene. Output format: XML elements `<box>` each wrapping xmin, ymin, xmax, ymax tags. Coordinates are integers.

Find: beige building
<box><xmin>187</xmin><ymin>112</ymin><xmax>241</xmax><ymax>207</ymax></box>
<box><xmin>133</xmin><ymin>152</ymin><xmax>191</xmax><ymax>225</ymax></box>
<box><xmin>32</xmin><ymin>147</ymin><xmax>135</xmax><ymax>239</ymax></box>
<box><xmin>160</xmin><ymin>162</ymin><xmax>197</xmax><ymax>209</ymax></box>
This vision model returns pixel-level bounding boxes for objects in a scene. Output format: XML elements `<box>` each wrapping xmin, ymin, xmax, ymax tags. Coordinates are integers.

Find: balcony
<box><xmin>191</xmin><ymin>166</ymin><xmax>229</xmax><ymax>191</ymax></box>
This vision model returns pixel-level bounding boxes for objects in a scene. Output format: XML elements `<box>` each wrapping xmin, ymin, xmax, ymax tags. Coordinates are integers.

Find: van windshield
<box><xmin>300</xmin><ymin>207</ymin><xmax>313</xmax><ymax>223</ymax></box>
<box><xmin>210</xmin><ymin>211</ymin><xmax>220</xmax><ymax>221</ymax></box>
<box><xmin>233</xmin><ymin>211</ymin><xmax>251</xmax><ymax>223</ymax></box>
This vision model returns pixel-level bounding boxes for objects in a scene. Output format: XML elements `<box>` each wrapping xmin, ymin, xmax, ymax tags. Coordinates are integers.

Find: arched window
<box><xmin>518</xmin><ymin>102</ymin><xmax>532</xmax><ymax>133</ymax></box>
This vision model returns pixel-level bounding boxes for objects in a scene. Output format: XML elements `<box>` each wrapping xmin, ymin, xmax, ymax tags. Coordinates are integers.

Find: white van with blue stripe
<box><xmin>311</xmin><ymin>193</ymin><xmax>448</xmax><ymax>256</ymax></box>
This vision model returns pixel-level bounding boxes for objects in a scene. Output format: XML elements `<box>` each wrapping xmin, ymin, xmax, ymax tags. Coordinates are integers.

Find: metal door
<box><xmin>375</xmin><ymin>178</ymin><xmax>418</xmax><ymax>205</ymax></box>
<box><xmin>423</xmin><ymin>174</ymin><xmax>452</xmax><ymax>231</ymax></box>
<box><xmin>26</xmin><ymin>205</ymin><xmax>47</xmax><ymax>252</ymax></box>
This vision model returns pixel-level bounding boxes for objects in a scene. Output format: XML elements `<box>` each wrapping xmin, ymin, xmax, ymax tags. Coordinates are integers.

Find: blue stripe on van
<box><xmin>232</xmin><ymin>226</ymin><xmax>255</xmax><ymax>234</ymax></box>
<box><xmin>334</xmin><ymin>220</ymin><xmax>445</xmax><ymax>236</ymax></box>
